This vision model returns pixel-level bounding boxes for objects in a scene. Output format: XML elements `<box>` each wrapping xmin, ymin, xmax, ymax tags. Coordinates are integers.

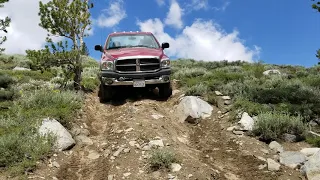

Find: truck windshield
<box><xmin>106</xmin><ymin>34</ymin><xmax>160</xmax><ymax>50</ymax></box>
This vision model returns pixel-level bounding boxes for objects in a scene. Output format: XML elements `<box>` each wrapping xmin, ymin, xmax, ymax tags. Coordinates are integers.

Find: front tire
<box><xmin>98</xmin><ymin>84</ymin><xmax>114</xmax><ymax>102</ymax></box>
<box><xmin>158</xmin><ymin>82</ymin><xmax>172</xmax><ymax>99</ymax></box>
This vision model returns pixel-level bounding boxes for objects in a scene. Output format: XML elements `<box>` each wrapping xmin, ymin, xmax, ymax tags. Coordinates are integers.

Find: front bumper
<box><xmin>98</xmin><ymin>68</ymin><xmax>171</xmax><ymax>86</ymax></box>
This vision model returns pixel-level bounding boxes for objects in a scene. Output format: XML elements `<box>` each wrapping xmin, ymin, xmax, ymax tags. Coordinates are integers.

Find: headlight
<box><xmin>161</xmin><ymin>58</ymin><xmax>170</xmax><ymax>68</ymax></box>
<box><xmin>101</xmin><ymin>61</ymin><xmax>114</xmax><ymax>70</ymax></box>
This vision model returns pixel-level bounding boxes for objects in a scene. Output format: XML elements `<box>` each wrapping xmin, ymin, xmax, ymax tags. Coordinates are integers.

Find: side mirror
<box><xmin>94</xmin><ymin>45</ymin><xmax>103</xmax><ymax>52</ymax></box>
<box><xmin>161</xmin><ymin>42</ymin><xmax>169</xmax><ymax>49</ymax></box>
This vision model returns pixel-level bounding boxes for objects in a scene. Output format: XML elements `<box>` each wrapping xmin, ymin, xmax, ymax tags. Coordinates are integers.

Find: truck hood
<box><xmin>103</xmin><ymin>47</ymin><xmax>164</xmax><ymax>60</ymax></box>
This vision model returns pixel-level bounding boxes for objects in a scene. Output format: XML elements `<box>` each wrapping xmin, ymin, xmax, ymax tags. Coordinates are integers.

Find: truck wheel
<box><xmin>98</xmin><ymin>84</ymin><xmax>113</xmax><ymax>102</ymax></box>
<box><xmin>158</xmin><ymin>82</ymin><xmax>172</xmax><ymax>99</ymax></box>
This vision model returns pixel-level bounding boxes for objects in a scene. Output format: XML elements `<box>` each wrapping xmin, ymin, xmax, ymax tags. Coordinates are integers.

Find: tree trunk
<box><xmin>73</xmin><ymin>53</ymin><xmax>82</xmax><ymax>90</ymax></box>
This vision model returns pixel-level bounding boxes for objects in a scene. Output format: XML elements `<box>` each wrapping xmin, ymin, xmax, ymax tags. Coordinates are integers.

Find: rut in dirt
<box><xmin>52</xmin><ymin>87</ymin><xmax>304</xmax><ymax>180</ymax></box>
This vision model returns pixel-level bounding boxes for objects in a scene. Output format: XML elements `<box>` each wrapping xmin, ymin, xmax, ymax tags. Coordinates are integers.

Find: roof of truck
<box><xmin>109</xmin><ymin>31</ymin><xmax>153</xmax><ymax>36</ymax></box>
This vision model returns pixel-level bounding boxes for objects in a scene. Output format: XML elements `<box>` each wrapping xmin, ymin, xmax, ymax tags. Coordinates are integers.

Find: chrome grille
<box><xmin>115</xmin><ymin>58</ymin><xmax>160</xmax><ymax>72</ymax></box>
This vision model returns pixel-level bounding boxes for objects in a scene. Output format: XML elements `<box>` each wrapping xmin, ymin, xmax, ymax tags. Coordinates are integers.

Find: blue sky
<box><xmin>83</xmin><ymin>0</ymin><xmax>320</xmax><ymax>67</ymax></box>
<box><xmin>1</xmin><ymin>0</ymin><xmax>319</xmax><ymax>67</ymax></box>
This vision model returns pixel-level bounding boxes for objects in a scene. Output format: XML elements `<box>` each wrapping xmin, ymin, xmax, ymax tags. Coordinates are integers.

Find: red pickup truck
<box><xmin>94</xmin><ymin>31</ymin><xmax>172</xmax><ymax>102</ymax></box>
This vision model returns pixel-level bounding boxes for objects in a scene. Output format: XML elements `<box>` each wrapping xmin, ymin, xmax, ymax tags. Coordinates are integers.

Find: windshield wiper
<box><xmin>133</xmin><ymin>45</ymin><xmax>157</xmax><ymax>49</ymax></box>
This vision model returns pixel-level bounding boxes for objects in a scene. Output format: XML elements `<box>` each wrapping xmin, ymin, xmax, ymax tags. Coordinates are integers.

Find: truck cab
<box><xmin>94</xmin><ymin>31</ymin><xmax>172</xmax><ymax>102</ymax></box>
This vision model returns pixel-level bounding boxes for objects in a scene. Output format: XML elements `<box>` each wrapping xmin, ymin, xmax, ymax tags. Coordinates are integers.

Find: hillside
<box><xmin>1</xmin><ymin>55</ymin><xmax>320</xmax><ymax>180</ymax></box>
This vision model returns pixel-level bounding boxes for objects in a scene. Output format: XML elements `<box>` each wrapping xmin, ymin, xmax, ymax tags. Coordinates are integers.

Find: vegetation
<box><xmin>0</xmin><ymin>53</ymin><xmax>99</xmax><ymax>177</ymax></box>
<box><xmin>148</xmin><ymin>149</ymin><xmax>179</xmax><ymax>171</ymax></box>
<box><xmin>171</xmin><ymin>59</ymin><xmax>320</xmax><ymax>142</ymax></box>
<box><xmin>0</xmin><ymin>0</ymin><xmax>11</xmax><ymax>54</ymax></box>
<box><xmin>25</xmin><ymin>0</ymin><xmax>94</xmax><ymax>90</ymax></box>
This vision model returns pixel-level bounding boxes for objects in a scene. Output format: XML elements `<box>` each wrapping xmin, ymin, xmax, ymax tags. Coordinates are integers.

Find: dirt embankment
<box><xmin>27</xmin><ymin>86</ymin><xmax>308</xmax><ymax>180</ymax></box>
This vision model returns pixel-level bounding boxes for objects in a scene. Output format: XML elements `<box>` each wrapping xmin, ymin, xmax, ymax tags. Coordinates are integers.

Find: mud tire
<box><xmin>158</xmin><ymin>82</ymin><xmax>172</xmax><ymax>99</ymax></box>
<box><xmin>98</xmin><ymin>84</ymin><xmax>114</xmax><ymax>103</ymax></box>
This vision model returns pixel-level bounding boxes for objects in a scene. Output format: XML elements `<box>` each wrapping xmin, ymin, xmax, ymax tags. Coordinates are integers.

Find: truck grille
<box><xmin>115</xmin><ymin>58</ymin><xmax>160</xmax><ymax>72</ymax></box>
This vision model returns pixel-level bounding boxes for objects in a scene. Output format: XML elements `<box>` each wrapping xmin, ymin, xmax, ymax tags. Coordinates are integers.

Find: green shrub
<box><xmin>306</xmin><ymin>136</ymin><xmax>320</xmax><ymax>147</ymax></box>
<box><xmin>0</xmin><ymin>74</ymin><xmax>15</xmax><ymax>88</ymax></box>
<box><xmin>148</xmin><ymin>149</ymin><xmax>179</xmax><ymax>171</ymax></box>
<box><xmin>0</xmin><ymin>89</ymin><xmax>15</xmax><ymax>101</ymax></box>
<box><xmin>17</xmin><ymin>89</ymin><xmax>84</xmax><ymax>127</ymax></box>
<box><xmin>252</xmin><ymin>112</ymin><xmax>307</xmax><ymax>142</ymax></box>
<box><xmin>1</xmin><ymin>70</ymin><xmax>55</xmax><ymax>83</ymax></box>
<box><xmin>184</xmin><ymin>83</ymin><xmax>208</xmax><ymax>96</ymax></box>
<box><xmin>81</xmin><ymin>77</ymin><xmax>99</xmax><ymax>92</ymax></box>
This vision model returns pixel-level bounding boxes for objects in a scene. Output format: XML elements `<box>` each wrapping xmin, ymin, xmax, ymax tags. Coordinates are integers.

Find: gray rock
<box><xmin>176</xmin><ymin>96</ymin><xmax>213</xmax><ymax>123</ymax></box>
<box><xmin>301</xmin><ymin>150</ymin><xmax>320</xmax><ymax>180</ymax></box>
<box><xmin>151</xmin><ymin>114</ymin><xmax>164</xmax><ymax>120</ymax></box>
<box><xmin>215</xmin><ymin>91</ymin><xmax>223</xmax><ymax>96</ymax></box>
<box><xmin>300</xmin><ymin>148</ymin><xmax>320</xmax><ymax>156</ymax></box>
<box><xmin>222</xmin><ymin>96</ymin><xmax>231</xmax><ymax>100</ymax></box>
<box><xmin>258</xmin><ymin>164</ymin><xmax>267</xmax><ymax>170</ymax></box>
<box><xmin>309</xmin><ymin>121</ymin><xmax>319</xmax><ymax>127</ymax></box>
<box><xmin>113</xmin><ymin>147</ymin><xmax>124</xmax><ymax>157</ymax></box>
<box><xmin>38</xmin><ymin>118</ymin><xmax>75</xmax><ymax>151</ymax></box>
<box><xmin>52</xmin><ymin>161</ymin><xmax>60</xmax><ymax>168</ymax></box>
<box><xmin>87</xmin><ymin>150</ymin><xmax>100</xmax><ymax>160</ymax></box>
<box><xmin>227</xmin><ymin>126</ymin><xmax>236</xmax><ymax>131</ymax></box>
<box><xmin>233</xmin><ymin>130</ymin><xmax>244</xmax><ymax>135</ymax></box>
<box><xmin>171</xmin><ymin>163</ymin><xmax>182</xmax><ymax>172</ymax></box>
<box><xmin>108</xmin><ymin>175</ymin><xmax>114</xmax><ymax>180</ymax></box>
<box><xmin>172</xmin><ymin>90</ymin><xmax>180</xmax><ymax>96</ymax></box>
<box><xmin>75</xmin><ymin>135</ymin><xmax>93</xmax><ymax>146</ymax></box>
<box><xmin>238</xmin><ymin>112</ymin><xmax>254</xmax><ymax>131</ymax></box>
<box><xmin>279</xmin><ymin>151</ymin><xmax>307</xmax><ymax>169</ymax></box>
<box><xmin>149</xmin><ymin>139</ymin><xmax>164</xmax><ymax>148</ymax></box>
<box><xmin>13</xmin><ymin>66</ymin><xmax>31</xmax><ymax>71</ymax></box>
<box><xmin>263</xmin><ymin>69</ymin><xmax>281</xmax><ymax>76</ymax></box>
<box><xmin>267</xmin><ymin>158</ymin><xmax>281</xmax><ymax>171</ymax></box>
<box><xmin>269</xmin><ymin>141</ymin><xmax>284</xmax><ymax>153</ymax></box>
<box><xmin>283</xmin><ymin>133</ymin><xmax>297</xmax><ymax>142</ymax></box>
<box><xmin>224</xmin><ymin>100</ymin><xmax>232</xmax><ymax>105</ymax></box>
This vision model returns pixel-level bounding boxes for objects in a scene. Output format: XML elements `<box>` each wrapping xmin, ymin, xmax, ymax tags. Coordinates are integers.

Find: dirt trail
<box><xmin>27</xmin><ymin>86</ymin><xmax>307</xmax><ymax>180</ymax></box>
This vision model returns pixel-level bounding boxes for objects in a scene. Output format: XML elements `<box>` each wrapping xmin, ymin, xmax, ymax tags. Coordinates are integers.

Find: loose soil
<box><xmin>11</xmin><ymin>86</ymin><xmax>311</xmax><ymax>180</ymax></box>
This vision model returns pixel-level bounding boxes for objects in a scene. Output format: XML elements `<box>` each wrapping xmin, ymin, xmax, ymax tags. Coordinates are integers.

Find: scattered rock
<box><xmin>309</xmin><ymin>121</ymin><xmax>318</xmax><ymax>127</ymax></box>
<box><xmin>129</xmin><ymin>140</ymin><xmax>137</xmax><ymax>147</ymax></box>
<box><xmin>263</xmin><ymin>69</ymin><xmax>281</xmax><ymax>76</ymax></box>
<box><xmin>222</xmin><ymin>96</ymin><xmax>231</xmax><ymax>100</ymax></box>
<box><xmin>258</xmin><ymin>164</ymin><xmax>267</xmax><ymax>170</ymax></box>
<box><xmin>168</xmin><ymin>174</ymin><xmax>175</xmax><ymax>179</ymax></box>
<box><xmin>53</xmin><ymin>177</ymin><xmax>58</xmax><ymax>180</ymax></box>
<box><xmin>172</xmin><ymin>90</ymin><xmax>180</xmax><ymax>96</ymax></box>
<box><xmin>87</xmin><ymin>150</ymin><xmax>100</xmax><ymax>160</ymax></box>
<box><xmin>38</xmin><ymin>118</ymin><xmax>75</xmax><ymax>151</ymax></box>
<box><xmin>177</xmin><ymin>137</ymin><xmax>189</xmax><ymax>144</ymax></box>
<box><xmin>175</xmin><ymin>96</ymin><xmax>213</xmax><ymax>123</ymax></box>
<box><xmin>123</xmin><ymin>148</ymin><xmax>130</xmax><ymax>153</ymax></box>
<box><xmin>269</xmin><ymin>141</ymin><xmax>284</xmax><ymax>153</ymax></box>
<box><xmin>267</xmin><ymin>158</ymin><xmax>281</xmax><ymax>171</ymax></box>
<box><xmin>149</xmin><ymin>139</ymin><xmax>164</xmax><ymax>148</ymax></box>
<box><xmin>125</xmin><ymin>128</ymin><xmax>134</xmax><ymax>132</ymax></box>
<box><xmin>151</xmin><ymin>114</ymin><xmax>164</xmax><ymax>120</ymax></box>
<box><xmin>188</xmin><ymin>174</ymin><xmax>193</xmax><ymax>178</ymax></box>
<box><xmin>238</xmin><ymin>112</ymin><xmax>254</xmax><ymax>131</ymax></box>
<box><xmin>227</xmin><ymin>126</ymin><xmax>236</xmax><ymax>131</ymax></box>
<box><xmin>215</xmin><ymin>91</ymin><xmax>223</xmax><ymax>96</ymax></box>
<box><xmin>300</xmin><ymin>148</ymin><xmax>320</xmax><ymax>156</ymax></box>
<box><xmin>71</xmin><ymin>127</ymin><xmax>90</xmax><ymax>136</ymax></box>
<box><xmin>233</xmin><ymin>130</ymin><xmax>244</xmax><ymax>136</ymax></box>
<box><xmin>261</xmin><ymin>149</ymin><xmax>269</xmax><ymax>154</ymax></box>
<box><xmin>279</xmin><ymin>151</ymin><xmax>307</xmax><ymax>169</ymax></box>
<box><xmin>108</xmin><ymin>175</ymin><xmax>114</xmax><ymax>180</ymax></box>
<box><xmin>13</xmin><ymin>66</ymin><xmax>31</xmax><ymax>71</ymax></box>
<box><xmin>75</xmin><ymin>135</ymin><xmax>93</xmax><ymax>146</ymax></box>
<box><xmin>113</xmin><ymin>147</ymin><xmax>124</xmax><ymax>157</ymax></box>
<box><xmin>152</xmin><ymin>171</ymin><xmax>161</xmax><ymax>179</ymax></box>
<box><xmin>123</xmin><ymin>172</ymin><xmax>131</xmax><ymax>177</ymax></box>
<box><xmin>301</xmin><ymin>150</ymin><xmax>320</xmax><ymax>180</ymax></box>
<box><xmin>52</xmin><ymin>161</ymin><xmax>60</xmax><ymax>168</ymax></box>
<box><xmin>282</xmin><ymin>133</ymin><xmax>297</xmax><ymax>143</ymax></box>
<box><xmin>224</xmin><ymin>100</ymin><xmax>232</xmax><ymax>105</ymax></box>
<box><xmin>171</xmin><ymin>163</ymin><xmax>182</xmax><ymax>172</ymax></box>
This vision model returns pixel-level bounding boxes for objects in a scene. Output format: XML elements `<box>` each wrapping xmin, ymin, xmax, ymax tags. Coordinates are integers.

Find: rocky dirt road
<box><xmin>27</xmin><ymin>86</ymin><xmax>308</xmax><ymax>180</ymax></box>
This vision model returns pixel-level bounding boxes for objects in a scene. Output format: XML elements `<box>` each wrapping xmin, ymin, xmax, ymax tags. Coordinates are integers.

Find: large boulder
<box><xmin>301</xmin><ymin>150</ymin><xmax>320</xmax><ymax>180</ymax></box>
<box><xmin>238</xmin><ymin>112</ymin><xmax>254</xmax><ymax>131</ymax></box>
<box><xmin>175</xmin><ymin>96</ymin><xmax>213</xmax><ymax>123</ymax></box>
<box><xmin>279</xmin><ymin>151</ymin><xmax>307</xmax><ymax>169</ymax></box>
<box><xmin>39</xmin><ymin>118</ymin><xmax>76</xmax><ymax>151</ymax></box>
<box><xmin>263</xmin><ymin>69</ymin><xmax>281</xmax><ymax>76</ymax></box>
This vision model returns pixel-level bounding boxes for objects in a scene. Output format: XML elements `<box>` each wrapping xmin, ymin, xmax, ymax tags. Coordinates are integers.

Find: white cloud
<box><xmin>185</xmin><ymin>0</ymin><xmax>230</xmax><ymax>12</ymax></box>
<box><xmin>212</xmin><ymin>1</ymin><xmax>230</xmax><ymax>12</ymax></box>
<box><xmin>0</xmin><ymin>0</ymin><xmax>63</xmax><ymax>55</ymax></box>
<box><xmin>156</xmin><ymin>0</ymin><xmax>165</xmax><ymax>6</ymax></box>
<box><xmin>97</xmin><ymin>0</ymin><xmax>127</xmax><ymax>28</ymax></box>
<box><xmin>164</xmin><ymin>0</ymin><xmax>183</xmax><ymax>29</ymax></box>
<box><xmin>187</xmin><ymin>0</ymin><xmax>209</xmax><ymax>11</ymax></box>
<box><xmin>137</xmin><ymin>18</ymin><xmax>260</xmax><ymax>62</ymax></box>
